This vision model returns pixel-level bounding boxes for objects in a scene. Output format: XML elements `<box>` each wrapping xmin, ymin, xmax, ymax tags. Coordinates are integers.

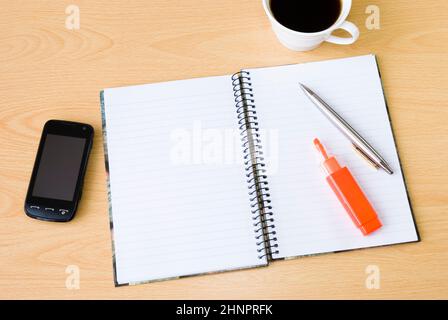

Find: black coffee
<box><xmin>270</xmin><ymin>0</ymin><xmax>342</xmax><ymax>33</ymax></box>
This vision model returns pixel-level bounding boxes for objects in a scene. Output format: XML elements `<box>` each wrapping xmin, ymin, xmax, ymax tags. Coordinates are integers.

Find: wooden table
<box><xmin>1</xmin><ymin>0</ymin><xmax>447</xmax><ymax>299</ymax></box>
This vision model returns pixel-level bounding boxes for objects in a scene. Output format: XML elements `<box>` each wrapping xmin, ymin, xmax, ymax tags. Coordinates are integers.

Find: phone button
<box><xmin>59</xmin><ymin>209</ymin><xmax>69</xmax><ymax>215</ymax></box>
<box><xmin>30</xmin><ymin>205</ymin><xmax>40</xmax><ymax>209</ymax></box>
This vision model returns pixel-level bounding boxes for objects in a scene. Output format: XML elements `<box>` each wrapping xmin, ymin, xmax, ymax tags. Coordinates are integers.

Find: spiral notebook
<box><xmin>100</xmin><ymin>54</ymin><xmax>419</xmax><ymax>286</ymax></box>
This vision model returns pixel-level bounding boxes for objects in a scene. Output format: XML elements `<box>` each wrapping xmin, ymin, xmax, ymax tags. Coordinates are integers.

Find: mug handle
<box><xmin>326</xmin><ymin>21</ymin><xmax>360</xmax><ymax>45</ymax></box>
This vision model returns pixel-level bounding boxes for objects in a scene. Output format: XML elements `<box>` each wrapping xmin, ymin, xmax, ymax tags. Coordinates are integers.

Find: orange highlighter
<box><xmin>313</xmin><ymin>138</ymin><xmax>382</xmax><ymax>235</ymax></box>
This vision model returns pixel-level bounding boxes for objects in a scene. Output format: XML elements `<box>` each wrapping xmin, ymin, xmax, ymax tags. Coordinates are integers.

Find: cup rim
<box><xmin>262</xmin><ymin>0</ymin><xmax>352</xmax><ymax>36</ymax></box>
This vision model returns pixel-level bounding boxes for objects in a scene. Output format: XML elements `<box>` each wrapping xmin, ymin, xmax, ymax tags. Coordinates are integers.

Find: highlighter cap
<box><xmin>359</xmin><ymin>216</ymin><xmax>382</xmax><ymax>235</ymax></box>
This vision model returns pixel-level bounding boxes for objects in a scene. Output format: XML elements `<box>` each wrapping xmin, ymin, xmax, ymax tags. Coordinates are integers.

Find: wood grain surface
<box><xmin>0</xmin><ymin>0</ymin><xmax>447</xmax><ymax>299</ymax></box>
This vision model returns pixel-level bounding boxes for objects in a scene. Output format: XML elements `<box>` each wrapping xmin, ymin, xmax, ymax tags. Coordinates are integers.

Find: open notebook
<box><xmin>100</xmin><ymin>55</ymin><xmax>419</xmax><ymax>286</ymax></box>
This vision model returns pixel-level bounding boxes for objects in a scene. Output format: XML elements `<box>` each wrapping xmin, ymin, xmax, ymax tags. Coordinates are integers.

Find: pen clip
<box><xmin>352</xmin><ymin>144</ymin><xmax>380</xmax><ymax>170</ymax></box>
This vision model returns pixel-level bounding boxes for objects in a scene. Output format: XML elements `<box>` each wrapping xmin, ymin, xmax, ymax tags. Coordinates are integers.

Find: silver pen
<box><xmin>299</xmin><ymin>83</ymin><xmax>393</xmax><ymax>175</ymax></box>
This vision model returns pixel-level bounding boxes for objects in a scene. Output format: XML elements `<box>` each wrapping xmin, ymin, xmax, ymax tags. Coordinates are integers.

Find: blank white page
<box><xmin>246</xmin><ymin>55</ymin><xmax>419</xmax><ymax>259</ymax></box>
<box><xmin>102</xmin><ymin>75</ymin><xmax>266</xmax><ymax>285</ymax></box>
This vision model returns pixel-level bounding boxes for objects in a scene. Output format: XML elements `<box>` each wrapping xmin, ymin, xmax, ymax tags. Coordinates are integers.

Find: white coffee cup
<box><xmin>262</xmin><ymin>0</ymin><xmax>360</xmax><ymax>51</ymax></box>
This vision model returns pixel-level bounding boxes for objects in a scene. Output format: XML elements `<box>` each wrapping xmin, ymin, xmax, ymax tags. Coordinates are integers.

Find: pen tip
<box><xmin>380</xmin><ymin>161</ymin><xmax>394</xmax><ymax>175</ymax></box>
<box><xmin>385</xmin><ymin>166</ymin><xmax>394</xmax><ymax>175</ymax></box>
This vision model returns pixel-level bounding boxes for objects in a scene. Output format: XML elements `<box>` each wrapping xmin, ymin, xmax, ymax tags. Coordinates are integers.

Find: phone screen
<box><xmin>32</xmin><ymin>134</ymin><xmax>86</xmax><ymax>201</ymax></box>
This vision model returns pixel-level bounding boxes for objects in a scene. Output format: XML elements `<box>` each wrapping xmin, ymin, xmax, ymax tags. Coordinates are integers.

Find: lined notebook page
<box><xmin>102</xmin><ymin>75</ymin><xmax>266</xmax><ymax>285</ymax></box>
<box><xmin>246</xmin><ymin>55</ymin><xmax>419</xmax><ymax>259</ymax></box>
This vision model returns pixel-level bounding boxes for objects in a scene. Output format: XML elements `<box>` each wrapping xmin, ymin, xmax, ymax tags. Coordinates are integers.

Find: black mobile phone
<box><xmin>24</xmin><ymin>120</ymin><xmax>94</xmax><ymax>222</ymax></box>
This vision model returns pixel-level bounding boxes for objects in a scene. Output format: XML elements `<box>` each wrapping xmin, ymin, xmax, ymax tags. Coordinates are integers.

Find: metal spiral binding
<box><xmin>231</xmin><ymin>71</ymin><xmax>279</xmax><ymax>261</ymax></box>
